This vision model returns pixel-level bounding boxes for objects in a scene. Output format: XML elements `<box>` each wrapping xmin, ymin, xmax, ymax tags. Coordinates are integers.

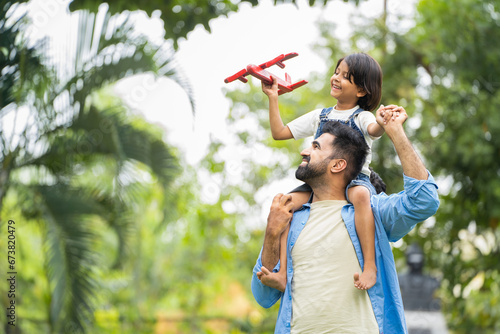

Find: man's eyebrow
<box><xmin>312</xmin><ymin>140</ymin><xmax>321</xmax><ymax>149</ymax></box>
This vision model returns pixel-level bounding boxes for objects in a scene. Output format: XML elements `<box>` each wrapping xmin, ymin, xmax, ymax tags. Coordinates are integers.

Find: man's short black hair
<box><xmin>320</xmin><ymin>121</ymin><xmax>369</xmax><ymax>184</ymax></box>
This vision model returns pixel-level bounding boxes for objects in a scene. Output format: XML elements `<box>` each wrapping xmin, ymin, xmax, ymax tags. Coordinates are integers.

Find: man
<box><xmin>251</xmin><ymin>107</ymin><xmax>440</xmax><ymax>333</ymax></box>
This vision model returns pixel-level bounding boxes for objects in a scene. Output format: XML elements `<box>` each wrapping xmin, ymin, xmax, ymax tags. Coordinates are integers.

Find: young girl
<box><xmin>261</xmin><ymin>53</ymin><xmax>391</xmax><ymax>291</ymax></box>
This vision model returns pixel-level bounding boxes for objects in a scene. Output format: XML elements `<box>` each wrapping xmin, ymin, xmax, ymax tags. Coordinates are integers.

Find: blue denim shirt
<box><xmin>251</xmin><ymin>173</ymin><xmax>440</xmax><ymax>334</ymax></box>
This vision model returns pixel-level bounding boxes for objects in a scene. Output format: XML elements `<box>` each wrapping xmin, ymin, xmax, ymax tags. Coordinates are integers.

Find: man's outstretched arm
<box><xmin>375</xmin><ymin>105</ymin><xmax>439</xmax><ymax>241</ymax></box>
<box><xmin>377</xmin><ymin>105</ymin><xmax>428</xmax><ymax>180</ymax></box>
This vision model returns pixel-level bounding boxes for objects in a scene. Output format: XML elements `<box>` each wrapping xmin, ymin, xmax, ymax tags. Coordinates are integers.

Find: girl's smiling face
<box><xmin>330</xmin><ymin>60</ymin><xmax>366</xmax><ymax>108</ymax></box>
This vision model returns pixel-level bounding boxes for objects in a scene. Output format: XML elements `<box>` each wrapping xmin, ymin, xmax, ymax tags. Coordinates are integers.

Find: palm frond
<box><xmin>39</xmin><ymin>183</ymin><xmax>103</xmax><ymax>332</ymax></box>
<box><xmin>2</xmin><ymin>4</ymin><xmax>190</xmax><ymax>332</ymax></box>
<box><xmin>42</xmin><ymin>7</ymin><xmax>194</xmax><ymax>130</ymax></box>
<box><xmin>0</xmin><ymin>4</ymin><xmax>49</xmax><ymax>114</ymax></box>
<box><xmin>20</xmin><ymin>103</ymin><xmax>180</xmax><ymax>271</ymax></box>
<box><xmin>24</xmin><ymin>105</ymin><xmax>180</xmax><ymax>183</ymax></box>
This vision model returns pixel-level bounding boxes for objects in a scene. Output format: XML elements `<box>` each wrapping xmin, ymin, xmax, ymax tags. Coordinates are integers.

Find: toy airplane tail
<box><xmin>290</xmin><ymin>80</ymin><xmax>307</xmax><ymax>90</ymax></box>
<box><xmin>276</xmin><ymin>73</ymin><xmax>307</xmax><ymax>95</ymax></box>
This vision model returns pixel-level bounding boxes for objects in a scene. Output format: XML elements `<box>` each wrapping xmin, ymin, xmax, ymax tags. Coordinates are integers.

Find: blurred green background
<box><xmin>1</xmin><ymin>0</ymin><xmax>499</xmax><ymax>333</ymax></box>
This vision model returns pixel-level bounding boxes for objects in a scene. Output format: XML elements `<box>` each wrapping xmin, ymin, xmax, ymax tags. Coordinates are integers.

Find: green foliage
<box><xmin>0</xmin><ymin>2</ymin><xmax>46</xmax><ymax>110</ymax></box>
<box><xmin>412</xmin><ymin>2</ymin><xmax>500</xmax><ymax>330</ymax></box>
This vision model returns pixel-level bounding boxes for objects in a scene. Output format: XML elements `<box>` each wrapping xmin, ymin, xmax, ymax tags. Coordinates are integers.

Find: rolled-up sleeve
<box><xmin>374</xmin><ymin>171</ymin><xmax>440</xmax><ymax>242</ymax></box>
<box><xmin>251</xmin><ymin>249</ymin><xmax>283</xmax><ymax>308</ymax></box>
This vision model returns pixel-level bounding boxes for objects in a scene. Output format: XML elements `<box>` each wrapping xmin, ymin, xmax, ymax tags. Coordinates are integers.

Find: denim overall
<box><xmin>314</xmin><ymin>107</ymin><xmax>376</xmax><ymax>201</ymax></box>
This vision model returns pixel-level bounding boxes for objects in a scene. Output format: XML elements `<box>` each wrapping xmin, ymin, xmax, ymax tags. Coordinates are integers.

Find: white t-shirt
<box><xmin>287</xmin><ymin>105</ymin><xmax>380</xmax><ymax>176</ymax></box>
<box><xmin>291</xmin><ymin>200</ymin><xmax>379</xmax><ymax>333</ymax></box>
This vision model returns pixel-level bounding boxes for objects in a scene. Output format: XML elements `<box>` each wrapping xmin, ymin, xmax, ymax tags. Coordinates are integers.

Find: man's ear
<box><xmin>330</xmin><ymin>159</ymin><xmax>347</xmax><ymax>173</ymax></box>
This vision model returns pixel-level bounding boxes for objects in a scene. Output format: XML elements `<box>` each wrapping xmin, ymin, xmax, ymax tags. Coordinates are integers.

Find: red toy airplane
<box><xmin>224</xmin><ymin>52</ymin><xmax>308</xmax><ymax>95</ymax></box>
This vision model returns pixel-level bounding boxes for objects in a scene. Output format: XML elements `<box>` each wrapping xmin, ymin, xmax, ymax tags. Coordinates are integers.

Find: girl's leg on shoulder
<box><xmin>261</xmin><ymin>224</ymin><xmax>289</xmax><ymax>292</ymax></box>
<box><xmin>276</xmin><ymin>225</ymin><xmax>289</xmax><ymax>292</ymax></box>
<box><xmin>277</xmin><ymin>191</ymin><xmax>310</xmax><ymax>286</ymax></box>
<box><xmin>348</xmin><ymin>185</ymin><xmax>377</xmax><ymax>290</ymax></box>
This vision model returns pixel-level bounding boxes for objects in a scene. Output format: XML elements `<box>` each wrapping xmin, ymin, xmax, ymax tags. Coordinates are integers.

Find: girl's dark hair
<box><xmin>369</xmin><ymin>167</ymin><xmax>386</xmax><ymax>194</ymax></box>
<box><xmin>335</xmin><ymin>53</ymin><xmax>383</xmax><ymax>112</ymax></box>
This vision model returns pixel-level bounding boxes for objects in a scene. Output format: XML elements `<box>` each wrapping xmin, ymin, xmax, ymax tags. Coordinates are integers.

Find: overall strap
<box><xmin>319</xmin><ymin>107</ymin><xmax>333</xmax><ymax>120</ymax></box>
<box><xmin>348</xmin><ymin>107</ymin><xmax>365</xmax><ymax>120</ymax></box>
<box><xmin>315</xmin><ymin>107</ymin><xmax>334</xmax><ymax>139</ymax></box>
<box><xmin>348</xmin><ymin>107</ymin><xmax>365</xmax><ymax>137</ymax></box>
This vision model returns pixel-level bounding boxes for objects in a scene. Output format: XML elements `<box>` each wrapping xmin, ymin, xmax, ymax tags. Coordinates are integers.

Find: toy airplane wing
<box><xmin>224</xmin><ymin>68</ymin><xmax>249</xmax><ymax>84</ymax></box>
<box><xmin>224</xmin><ymin>52</ymin><xmax>307</xmax><ymax>95</ymax></box>
<box><xmin>258</xmin><ymin>52</ymin><xmax>298</xmax><ymax>70</ymax></box>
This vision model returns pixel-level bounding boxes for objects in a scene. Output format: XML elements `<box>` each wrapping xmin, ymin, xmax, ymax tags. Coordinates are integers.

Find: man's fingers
<box><xmin>272</xmin><ymin>193</ymin><xmax>284</xmax><ymax>206</ymax></box>
<box><xmin>383</xmin><ymin>104</ymin><xmax>398</xmax><ymax>109</ymax></box>
<box><xmin>280</xmin><ymin>194</ymin><xmax>294</xmax><ymax>215</ymax></box>
<box><xmin>279</xmin><ymin>193</ymin><xmax>293</xmax><ymax>206</ymax></box>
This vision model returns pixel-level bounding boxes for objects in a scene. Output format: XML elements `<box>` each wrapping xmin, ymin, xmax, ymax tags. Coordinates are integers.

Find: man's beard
<box><xmin>295</xmin><ymin>158</ymin><xmax>330</xmax><ymax>183</ymax></box>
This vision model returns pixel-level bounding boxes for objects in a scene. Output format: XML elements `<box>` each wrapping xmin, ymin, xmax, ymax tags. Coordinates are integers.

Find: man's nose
<box><xmin>300</xmin><ymin>147</ymin><xmax>311</xmax><ymax>156</ymax></box>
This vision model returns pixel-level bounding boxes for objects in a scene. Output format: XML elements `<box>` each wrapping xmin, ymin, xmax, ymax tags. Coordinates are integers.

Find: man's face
<box><xmin>296</xmin><ymin>133</ymin><xmax>335</xmax><ymax>182</ymax></box>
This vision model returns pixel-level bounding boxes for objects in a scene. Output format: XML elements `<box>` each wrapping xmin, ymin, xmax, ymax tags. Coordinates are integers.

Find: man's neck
<box><xmin>309</xmin><ymin>179</ymin><xmax>347</xmax><ymax>202</ymax></box>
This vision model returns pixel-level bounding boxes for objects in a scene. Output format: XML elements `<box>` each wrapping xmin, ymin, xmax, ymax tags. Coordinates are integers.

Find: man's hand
<box><xmin>266</xmin><ymin>193</ymin><xmax>294</xmax><ymax>238</ymax></box>
<box><xmin>375</xmin><ymin>104</ymin><xmax>392</xmax><ymax>125</ymax></box>
<box><xmin>376</xmin><ymin>104</ymin><xmax>407</xmax><ymax>126</ymax></box>
<box><xmin>262</xmin><ymin>76</ymin><xmax>279</xmax><ymax>98</ymax></box>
